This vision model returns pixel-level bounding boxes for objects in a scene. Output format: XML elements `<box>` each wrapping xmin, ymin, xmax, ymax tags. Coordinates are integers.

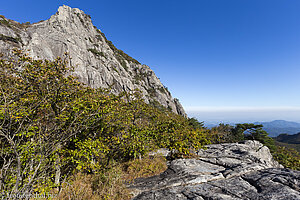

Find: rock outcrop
<box><xmin>129</xmin><ymin>141</ymin><xmax>300</xmax><ymax>200</ymax></box>
<box><xmin>0</xmin><ymin>5</ymin><xmax>186</xmax><ymax>116</ymax></box>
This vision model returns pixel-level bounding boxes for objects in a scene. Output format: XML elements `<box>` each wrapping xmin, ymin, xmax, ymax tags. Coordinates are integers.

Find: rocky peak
<box><xmin>49</xmin><ymin>5</ymin><xmax>93</xmax><ymax>32</ymax></box>
<box><xmin>55</xmin><ymin>5</ymin><xmax>84</xmax><ymax>21</ymax></box>
<box><xmin>0</xmin><ymin>5</ymin><xmax>187</xmax><ymax>116</ymax></box>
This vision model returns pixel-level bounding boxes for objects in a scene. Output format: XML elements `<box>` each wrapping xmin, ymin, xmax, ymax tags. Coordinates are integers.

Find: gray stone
<box><xmin>148</xmin><ymin>148</ymin><xmax>171</xmax><ymax>157</ymax></box>
<box><xmin>129</xmin><ymin>141</ymin><xmax>299</xmax><ymax>200</ymax></box>
<box><xmin>0</xmin><ymin>5</ymin><xmax>186</xmax><ymax>116</ymax></box>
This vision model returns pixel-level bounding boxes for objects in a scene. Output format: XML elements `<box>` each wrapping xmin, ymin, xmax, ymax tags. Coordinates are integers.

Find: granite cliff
<box><xmin>0</xmin><ymin>5</ymin><xmax>186</xmax><ymax>116</ymax></box>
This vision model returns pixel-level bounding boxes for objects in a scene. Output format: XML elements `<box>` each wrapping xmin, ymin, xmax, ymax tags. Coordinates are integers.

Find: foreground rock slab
<box><xmin>129</xmin><ymin>141</ymin><xmax>300</xmax><ymax>200</ymax></box>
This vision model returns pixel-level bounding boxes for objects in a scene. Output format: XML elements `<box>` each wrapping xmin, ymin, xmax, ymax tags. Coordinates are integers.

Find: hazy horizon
<box><xmin>186</xmin><ymin>106</ymin><xmax>300</xmax><ymax>124</ymax></box>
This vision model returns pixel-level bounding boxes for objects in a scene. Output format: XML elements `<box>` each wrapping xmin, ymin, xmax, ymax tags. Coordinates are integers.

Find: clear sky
<box><xmin>1</xmin><ymin>0</ymin><xmax>300</xmax><ymax>122</ymax></box>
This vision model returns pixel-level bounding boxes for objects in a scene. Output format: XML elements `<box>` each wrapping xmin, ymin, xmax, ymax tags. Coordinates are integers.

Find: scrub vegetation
<box><xmin>0</xmin><ymin>50</ymin><xmax>209</xmax><ymax>199</ymax></box>
<box><xmin>0</xmin><ymin>51</ymin><xmax>298</xmax><ymax>199</ymax></box>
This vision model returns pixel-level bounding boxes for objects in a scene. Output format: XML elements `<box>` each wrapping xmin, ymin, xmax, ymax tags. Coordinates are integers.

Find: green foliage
<box><xmin>0</xmin><ymin>18</ymin><xmax>11</xmax><ymax>27</ymax></box>
<box><xmin>208</xmin><ymin>123</ymin><xmax>299</xmax><ymax>170</ymax></box>
<box><xmin>274</xmin><ymin>133</ymin><xmax>300</xmax><ymax>152</ymax></box>
<box><xmin>112</xmin><ymin>67</ymin><xmax>119</xmax><ymax>73</ymax></box>
<box><xmin>120</xmin><ymin>59</ymin><xmax>128</xmax><ymax>71</ymax></box>
<box><xmin>0</xmin><ymin>34</ymin><xmax>21</xmax><ymax>44</ymax></box>
<box><xmin>1</xmin><ymin>50</ymin><xmax>78</xmax><ymax>194</ymax></box>
<box><xmin>149</xmin><ymin>100</ymin><xmax>169</xmax><ymax>112</ymax></box>
<box><xmin>2</xmin><ymin>49</ymin><xmax>298</xmax><ymax>199</ymax></box>
<box><xmin>233</xmin><ymin>123</ymin><xmax>275</xmax><ymax>151</ymax></box>
<box><xmin>87</xmin><ymin>48</ymin><xmax>106</xmax><ymax>58</ymax></box>
<box><xmin>188</xmin><ymin>117</ymin><xmax>204</xmax><ymax>130</ymax></box>
<box><xmin>158</xmin><ymin>86</ymin><xmax>167</xmax><ymax>94</ymax></box>
<box><xmin>95</xmin><ymin>34</ymin><xmax>103</xmax><ymax>42</ymax></box>
<box><xmin>99</xmin><ymin>32</ymin><xmax>140</xmax><ymax>64</ymax></box>
<box><xmin>147</xmin><ymin>87</ymin><xmax>156</xmax><ymax>97</ymax></box>
<box><xmin>76</xmin><ymin>13</ymin><xmax>85</xmax><ymax>25</ymax></box>
<box><xmin>116</xmin><ymin>48</ymin><xmax>140</xmax><ymax>64</ymax></box>
<box><xmin>0</xmin><ymin>51</ymin><xmax>209</xmax><ymax>196</ymax></box>
<box><xmin>272</xmin><ymin>146</ymin><xmax>300</xmax><ymax>170</ymax></box>
<box><xmin>133</xmin><ymin>72</ymin><xmax>148</xmax><ymax>84</ymax></box>
<box><xmin>0</xmin><ymin>16</ymin><xmax>30</xmax><ymax>30</ymax></box>
<box><xmin>122</xmin><ymin>155</ymin><xmax>167</xmax><ymax>181</ymax></box>
<box><xmin>209</xmin><ymin>123</ymin><xmax>234</xmax><ymax>143</ymax></box>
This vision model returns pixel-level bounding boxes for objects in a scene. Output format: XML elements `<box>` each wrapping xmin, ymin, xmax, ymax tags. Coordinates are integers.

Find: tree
<box><xmin>209</xmin><ymin>123</ymin><xmax>234</xmax><ymax>143</ymax></box>
<box><xmin>0</xmin><ymin>50</ymin><xmax>109</xmax><ymax>194</ymax></box>
<box><xmin>233</xmin><ymin>123</ymin><xmax>275</xmax><ymax>151</ymax></box>
<box><xmin>0</xmin><ymin>50</ymin><xmax>211</xmax><ymax>196</ymax></box>
<box><xmin>188</xmin><ymin>117</ymin><xmax>204</xmax><ymax>130</ymax></box>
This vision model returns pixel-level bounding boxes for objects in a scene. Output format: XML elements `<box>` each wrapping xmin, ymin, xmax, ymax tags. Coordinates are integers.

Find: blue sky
<box><xmin>1</xmin><ymin>0</ymin><xmax>300</xmax><ymax>122</ymax></box>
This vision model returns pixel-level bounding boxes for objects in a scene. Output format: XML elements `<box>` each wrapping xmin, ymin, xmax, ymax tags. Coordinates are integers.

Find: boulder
<box><xmin>129</xmin><ymin>141</ymin><xmax>299</xmax><ymax>200</ymax></box>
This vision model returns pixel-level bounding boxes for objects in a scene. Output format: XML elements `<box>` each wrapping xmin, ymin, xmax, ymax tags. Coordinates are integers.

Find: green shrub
<box><xmin>0</xmin><ymin>34</ymin><xmax>21</xmax><ymax>44</ymax></box>
<box><xmin>87</xmin><ymin>48</ymin><xmax>106</xmax><ymax>58</ymax></box>
<box><xmin>120</xmin><ymin>59</ymin><xmax>128</xmax><ymax>71</ymax></box>
<box><xmin>158</xmin><ymin>86</ymin><xmax>167</xmax><ymax>94</ymax></box>
<box><xmin>147</xmin><ymin>87</ymin><xmax>156</xmax><ymax>97</ymax></box>
<box><xmin>122</xmin><ymin>155</ymin><xmax>167</xmax><ymax>181</ymax></box>
<box><xmin>273</xmin><ymin>146</ymin><xmax>300</xmax><ymax>170</ymax></box>
<box><xmin>0</xmin><ymin>50</ymin><xmax>210</xmax><ymax>196</ymax></box>
<box><xmin>0</xmin><ymin>19</ymin><xmax>11</xmax><ymax>27</ymax></box>
<box><xmin>95</xmin><ymin>34</ymin><xmax>102</xmax><ymax>41</ymax></box>
<box><xmin>99</xmin><ymin>32</ymin><xmax>140</xmax><ymax>64</ymax></box>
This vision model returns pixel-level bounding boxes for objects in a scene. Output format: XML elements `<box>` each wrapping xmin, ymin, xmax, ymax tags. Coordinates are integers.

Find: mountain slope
<box><xmin>0</xmin><ymin>5</ymin><xmax>186</xmax><ymax>116</ymax></box>
<box><xmin>254</xmin><ymin>120</ymin><xmax>300</xmax><ymax>137</ymax></box>
<box><xmin>275</xmin><ymin>132</ymin><xmax>300</xmax><ymax>144</ymax></box>
<box><xmin>274</xmin><ymin>132</ymin><xmax>300</xmax><ymax>152</ymax></box>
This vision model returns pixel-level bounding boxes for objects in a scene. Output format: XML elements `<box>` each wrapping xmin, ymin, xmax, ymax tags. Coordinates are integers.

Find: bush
<box><xmin>0</xmin><ymin>34</ymin><xmax>21</xmax><ymax>44</ymax></box>
<box><xmin>99</xmin><ymin>32</ymin><xmax>140</xmax><ymax>64</ymax></box>
<box><xmin>272</xmin><ymin>146</ymin><xmax>300</xmax><ymax>170</ymax></box>
<box><xmin>0</xmin><ymin>18</ymin><xmax>11</xmax><ymax>27</ymax></box>
<box><xmin>0</xmin><ymin>50</ymin><xmax>210</xmax><ymax>196</ymax></box>
<box><xmin>122</xmin><ymin>155</ymin><xmax>167</xmax><ymax>181</ymax></box>
<box><xmin>87</xmin><ymin>48</ymin><xmax>106</xmax><ymax>58</ymax></box>
<box><xmin>57</xmin><ymin>168</ymin><xmax>132</xmax><ymax>200</ymax></box>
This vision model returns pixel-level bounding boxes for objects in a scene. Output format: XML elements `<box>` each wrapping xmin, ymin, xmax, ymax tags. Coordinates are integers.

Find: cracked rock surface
<box><xmin>129</xmin><ymin>141</ymin><xmax>300</xmax><ymax>200</ymax></box>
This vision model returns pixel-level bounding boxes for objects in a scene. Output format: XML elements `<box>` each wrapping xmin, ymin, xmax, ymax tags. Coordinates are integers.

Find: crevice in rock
<box><xmin>255</xmin><ymin>145</ymin><xmax>265</xmax><ymax>152</ymax></box>
<box><xmin>193</xmin><ymin>192</ymin><xmax>211</xmax><ymax>200</ymax></box>
<box><xmin>207</xmin><ymin>183</ymin><xmax>244</xmax><ymax>199</ymax></box>
<box><xmin>198</xmin><ymin>158</ymin><xmax>235</xmax><ymax>176</ymax></box>
<box><xmin>271</xmin><ymin>177</ymin><xmax>300</xmax><ymax>192</ymax></box>
<box><xmin>240</xmin><ymin>176</ymin><xmax>262</xmax><ymax>193</ymax></box>
<box><xmin>181</xmin><ymin>191</ymin><xmax>195</xmax><ymax>200</ymax></box>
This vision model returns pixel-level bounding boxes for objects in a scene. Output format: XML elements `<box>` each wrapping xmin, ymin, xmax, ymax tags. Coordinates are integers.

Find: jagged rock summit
<box><xmin>0</xmin><ymin>5</ymin><xmax>186</xmax><ymax>116</ymax></box>
<box><xmin>130</xmin><ymin>141</ymin><xmax>300</xmax><ymax>200</ymax></box>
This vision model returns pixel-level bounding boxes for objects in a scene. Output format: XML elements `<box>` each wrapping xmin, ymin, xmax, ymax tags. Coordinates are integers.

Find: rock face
<box><xmin>0</xmin><ymin>5</ymin><xmax>186</xmax><ymax>116</ymax></box>
<box><xmin>130</xmin><ymin>141</ymin><xmax>300</xmax><ymax>200</ymax></box>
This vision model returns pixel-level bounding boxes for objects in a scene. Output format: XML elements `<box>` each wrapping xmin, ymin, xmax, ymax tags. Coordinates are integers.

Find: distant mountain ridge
<box><xmin>274</xmin><ymin>132</ymin><xmax>300</xmax><ymax>153</ymax></box>
<box><xmin>254</xmin><ymin>120</ymin><xmax>300</xmax><ymax>137</ymax></box>
<box><xmin>275</xmin><ymin>132</ymin><xmax>300</xmax><ymax>144</ymax></box>
<box><xmin>205</xmin><ymin>120</ymin><xmax>300</xmax><ymax>137</ymax></box>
